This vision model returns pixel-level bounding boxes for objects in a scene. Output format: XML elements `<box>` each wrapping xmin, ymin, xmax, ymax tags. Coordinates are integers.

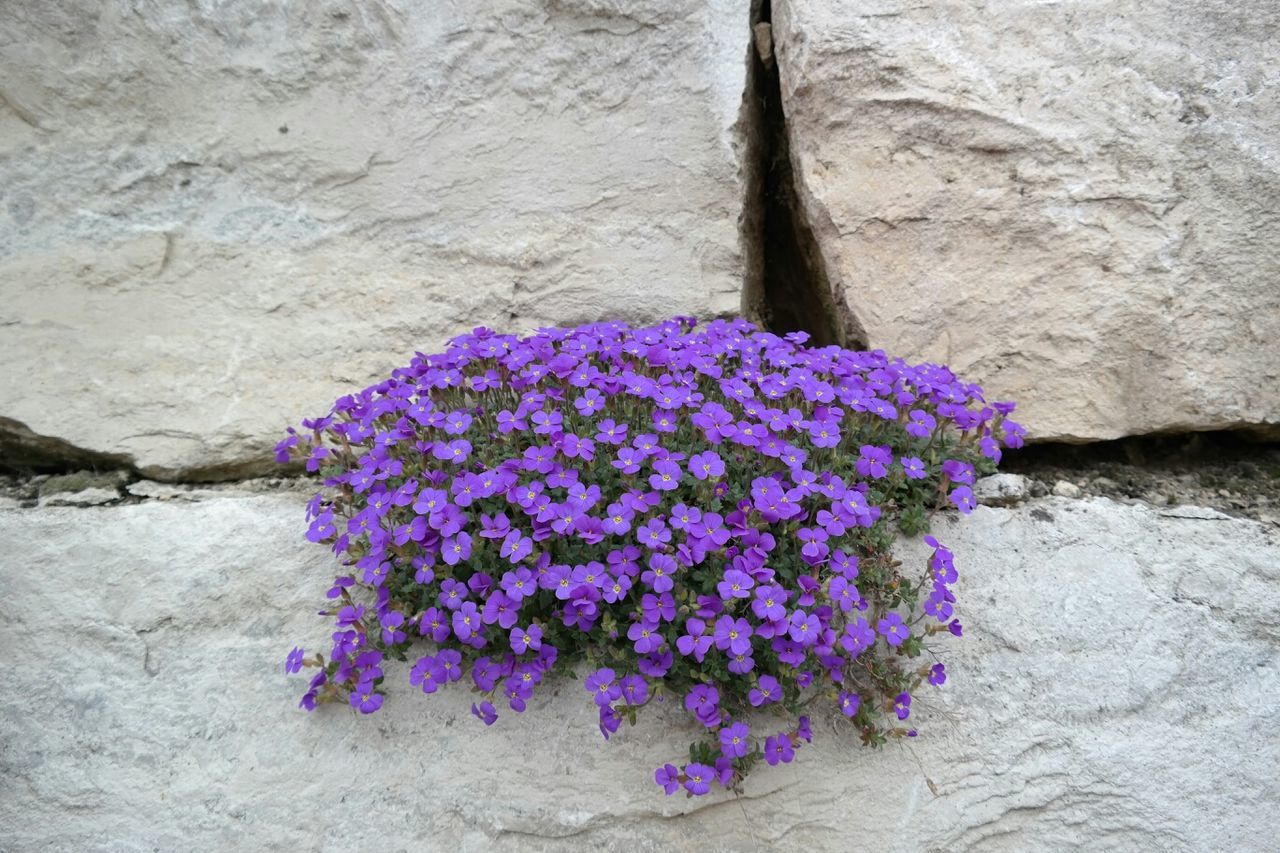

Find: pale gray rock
<box><xmin>773</xmin><ymin>0</ymin><xmax>1280</xmax><ymax>441</ymax></box>
<box><xmin>0</xmin><ymin>0</ymin><xmax>752</xmax><ymax>479</ymax></box>
<box><xmin>38</xmin><ymin>486</ymin><xmax>121</xmax><ymax>507</ymax></box>
<box><xmin>1052</xmin><ymin>480</ymin><xmax>1083</xmax><ymax>499</ymax></box>
<box><xmin>125</xmin><ymin>480</ymin><xmax>195</xmax><ymax>501</ymax></box>
<box><xmin>972</xmin><ymin>473</ymin><xmax>1029</xmax><ymax>507</ymax></box>
<box><xmin>1</xmin><ymin>495</ymin><xmax>1276</xmax><ymax>850</ymax></box>
<box><xmin>40</xmin><ymin>470</ymin><xmax>131</xmax><ymax>494</ymax></box>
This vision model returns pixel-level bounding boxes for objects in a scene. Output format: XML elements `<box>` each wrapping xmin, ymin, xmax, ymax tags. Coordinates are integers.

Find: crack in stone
<box><xmin>0</xmin><ymin>416</ymin><xmax>135</xmax><ymax>477</ymax></box>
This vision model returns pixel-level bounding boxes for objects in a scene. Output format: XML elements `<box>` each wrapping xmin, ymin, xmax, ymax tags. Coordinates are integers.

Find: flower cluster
<box><xmin>279</xmin><ymin>316</ymin><xmax>1023</xmax><ymax>795</ymax></box>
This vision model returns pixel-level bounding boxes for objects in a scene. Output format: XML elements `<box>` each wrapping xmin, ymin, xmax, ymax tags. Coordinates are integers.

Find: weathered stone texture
<box><xmin>773</xmin><ymin>0</ymin><xmax>1280</xmax><ymax>441</ymax></box>
<box><xmin>0</xmin><ymin>1</ymin><xmax>750</xmax><ymax>478</ymax></box>
<box><xmin>1</xmin><ymin>495</ymin><xmax>1276</xmax><ymax>849</ymax></box>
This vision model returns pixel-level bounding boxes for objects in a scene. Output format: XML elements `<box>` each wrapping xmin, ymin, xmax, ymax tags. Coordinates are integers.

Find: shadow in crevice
<box><xmin>741</xmin><ymin>0</ymin><xmax>864</xmax><ymax>349</ymax></box>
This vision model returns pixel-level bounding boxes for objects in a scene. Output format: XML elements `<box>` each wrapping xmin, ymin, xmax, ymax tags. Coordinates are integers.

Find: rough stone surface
<box><xmin>2</xmin><ymin>495</ymin><xmax>1276</xmax><ymax>850</ymax></box>
<box><xmin>773</xmin><ymin>0</ymin><xmax>1280</xmax><ymax>441</ymax></box>
<box><xmin>0</xmin><ymin>0</ymin><xmax>750</xmax><ymax>478</ymax></box>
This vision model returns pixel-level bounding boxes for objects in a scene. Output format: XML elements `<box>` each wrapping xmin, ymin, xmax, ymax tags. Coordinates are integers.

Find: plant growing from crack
<box><xmin>278</xmin><ymin>316</ymin><xmax>1024</xmax><ymax>795</ymax></box>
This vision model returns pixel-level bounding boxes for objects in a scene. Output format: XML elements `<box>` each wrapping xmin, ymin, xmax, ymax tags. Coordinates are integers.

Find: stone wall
<box><xmin>4</xmin><ymin>6</ymin><xmax>1280</xmax><ymax>849</ymax></box>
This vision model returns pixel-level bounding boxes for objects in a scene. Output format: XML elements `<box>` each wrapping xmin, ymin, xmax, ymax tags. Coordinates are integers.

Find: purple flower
<box><xmin>602</xmin><ymin>503</ymin><xmax>633</xmax><ymax>535</ymax></box>
<box><xmin>677</xmin><ymin>618</ymin><xmax>714</xmax><ymax>662</ymax></box>
<box><xmin>558</xmin><ymin>433</ymin><xmax>595</xmax><ymax>461</ymax></box>
<box><xmin>470</xmin><ymin>657</ymin><xmax>499</xmax><ymax>691</ymax></box>
<box><xmin>620</xmin><ymin>674</ymin><xmax>649</xmax><ymax>705</ymax></box>
<box><xmin>642</xmin><ymin>553</ymin><xmax>676</xmax><ymax>593</ymax></box>
<box><xmin>585</xmin><ymin>667</ymin><xmax>621</xmax><ymax>707</ymax></box>
<box><xmin>655</xmin><ymin>763</ymin><xmax>680</xmax><ymax>795</ymax></box>
<box><xmin>410</xmin><ymin>655</ymin><xmax>437</xmax><ymax>693</ymax></box>
<box><xmin>350</xmin><ymin>683</ymin><xmax>384</xmax><ymax>714</ymax></box>
<box><xmin>749</xmin><ymin>674</ymin><xmax>781</xmax><ymax>706</ymax></box>
<box><xmin>830</xmin><ymin>575</ymin><xmax>861</xmax><ymax>613</ymax></box>
<box><xmin>649</xmin><ymin>459</ymin><xmax>682</xmax><ymax>491</ymax></box>
<box><xmin>713</xmin><ymin>616</ymin><xmax>754</xmax><ymax>656</ymax></box>
<box><xmin>838</xmin><ymin>690</ymin><xmax>861</xmax><ymax>718</ymax></box>
<box><xmin>599</xmin><ymin>705</ymin><xmax>622</xmax><ymax>740</ymax></box>
<box><xmin>285</xmin><ymin>647</ymin><xmax>304</xmax><ymax>674</ymax></box>
<box><xmin>894</xmin><ymin>692</ymin><xmax>912</xmax><ymax>720</ymax></box>
<box><xmin>856</xmin><ymin>445</ymin><xmax>892</xmax><ymax>479</ymax></box>
<box><xmin>612</xmin><ymin>447</ymin><xmax>643</xmax><ymax>474</ymax></box>
<box><xmin>950</xmin><ymin>485</ymin><xmax>976</xmax><ymax>514</ymax></box>
<box><xmin>500</xmin><ymin>529</ymin><xmax>534</xmax><ymax>564</ymax></box>
<box><xmin>683</xmin><ymin>763</ymin><xmax>714</xmax><ymax>796</ymax></box>
<box><xmin>905</xmin><ymin>409</ymin><xmax>936</xmax><ymax>438</ymax></box>
<box><xmin>689</xmin><ymin>450</ymin><xmax>725</xmax><ymax>480</ymax></box>
<box><xmin>684</xmin><ymin>684</ymin><xmax>719</xmax><ymax>717</ymax></box>
<box><xmin>636</xmin><ymin>517</ymin><xmax>671</xmax><ymax>549</ymax></box>
<box><xmin>531</xmin><ymin>410</ymin><xmax>563</xmax><ymax>435</ymax></box>
<box><xmin>442</xmin><ymin>531</ymin><xmax>472</xmax><ymax>566</ymax></box>
<box><xmin>752</xmin><ymin>585</ymin><xmax>788</xmax><ymax>622</ymax></box>
<box><xmin>627</xmin><ymin>620</ymin><xmax>664</xmax><ymax>654</ymax></box>
<box><xmin>511</xmin><ymin>624</ymin><xmax>543</xmax><ymax>654</ymax></box>
<box><xmin>900</xmin><ymin>456</ymin><xmax>926</xmax><ymax>479</ymax></box>
<box><xmin>639</xmin><ymin>648</ymin><xmax>673</xmax><ymax>678</ymax></box>
<box><xmin>641</xmin><ymin>591</ymin><xmax>676</xmax><ymax>624</ymax></box>
<box><xmin>764</xmin><ymin>733</ymin><xmax>795</xmax><ymax>766</ymax></box>
<box><xmin>808</xmin><ymin>420</ymin><xmax>840</xmax><ymax>448</ymax></box>
<box><xmin>595</xmin><ymin>419</ymin><xmax>628</xmax><ymax>445</ymax></box>
<box><xmin>434</xmin><ymin>439</ymin><xmax>472</xmax><ymax>464</ymax></box>
<box><xmin>796</xmin><ymin>527</ymin><xmax>830</xmax><ymax>564</ymax></box>
<box><xmin>929</xmin><ymin>663</ymin><xmax>947</xmax><ymax>686</ymax></box>
<box><xmin>834</xmin><ymin>549</ymin><xmax>860</xmax><ymax>579</ymax></box>
<box><xmin>336</xmin><ymin>604</ymin><xmax>365</xmax><ymax>629</ymax></box>
<box><xmin>420</xmin><ymin>607</ymin><xmax>451</xmax><ymax>642</ymax></box>
<box><xmin>575</xmin><ymin>389</ymin><xmax>605</xmax><ymax>416</ymax></box>
<box><xmin>841</xmin><ymin>617</ymin><xmax>876</xmax><ymax>656</ymax></box>
<box><xmin>877</xmin><ymin>612</ymin><xmax>909</xmax><ymax>647</ymax></box>
<box><xmin>788</xmin><ymin>610</ymin><xmax>821</xmax><ymax>646</ymax></box>
<box><xmin>431</xmin><ymin>648</ymin><xmax>464</xmax><ymax>683</ymax></box>
<box><xmin>602</xmin><ymin>573</ymin><xmax>633</xmax><ymax>603</ymax></box>
<box><xmin>496</xmin><ymin>410</ymin><xmax>526</xmax><ymax>433</ymax></box>
<box><xmin>451</xmin><ymin>601</ymin><xmax>482</xmax><ymax>640</ymax></box>
<box><xmin>501</xmin><ymin>567</ymin><xmax>536</xmax><ymax>600</ymax></box>
<box><xmin>942</xmin><ymin>459</ymin><xmax>976</xmax><ymax>485</ymax></box>
<box><xmin>717</xmin><ymin>569</ymin><xmax>755</xmax><ymax>600</ymax></box>
<box><xmin>924</xmin><ymin>591</ymin><xmax>954</xmax><ymax>622</ymax></box>
<box><xmin>471</xmin><ymin>700</ymin><xmax>498</xmax><ymax>726</ymax></box>
<box><xmin>380</xmin><ymin>612</ymin><xmax>407</xmax><ymax>645</ymax></box>
<box><xmin>719</xmin><ymin>721</ymin><xmax>750</xmax><ymax>758</ymax></box>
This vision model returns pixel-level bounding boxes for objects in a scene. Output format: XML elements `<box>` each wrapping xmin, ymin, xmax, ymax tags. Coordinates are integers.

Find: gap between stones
<box><xmin>741</xmin><ymin>0</ymin><xmax>862</xmax><ymax>349</ymax></box>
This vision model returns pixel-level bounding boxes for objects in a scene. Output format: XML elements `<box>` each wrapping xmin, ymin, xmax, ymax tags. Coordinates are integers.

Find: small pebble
<box><xmin>974</xmin><ymin>473</ymin><xmax>1030</xmax><ymax>507</ymax></box>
